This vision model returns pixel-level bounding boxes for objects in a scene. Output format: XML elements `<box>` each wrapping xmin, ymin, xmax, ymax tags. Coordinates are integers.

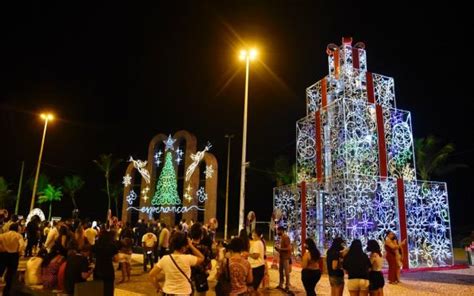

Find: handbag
<box><xmin>193</xmin><ymin>269</ymin><xmax>209</xmax><ymax>292</ymax></box>
<box><xmin>215</xmin><ymin>258</ymin><xmax>232</xmax><ymax>296</ymax></box>
<box><xmin>169</xmin><ymin>254</ymin><xmax>194</xmax><ymax>295</ymax></box>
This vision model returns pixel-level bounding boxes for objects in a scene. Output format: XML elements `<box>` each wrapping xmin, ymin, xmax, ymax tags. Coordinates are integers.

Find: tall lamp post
<box><xmin>224</xmin><ymin>134</ymin><xmax>234</xmax><ymax>241</ymax></box>
<box><xmin>30</xmin><ymin>113</ymin><xmax>54</xmax><ymax>212</ymax></box>
<box><xmin>238</xmin><ymin>48</ymin><xmax>257</xmax><ymax>230</ymax></box>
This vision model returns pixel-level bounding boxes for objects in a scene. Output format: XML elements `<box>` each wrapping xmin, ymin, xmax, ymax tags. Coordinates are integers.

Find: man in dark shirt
<box><xmin>25</xmin><ymin>217</ymin><xmax>39</xmax><ymax>257</ymax></box>
<box><xmin>65</xmin><ymin>244</ymin><xmax>92</xmax><ymax>295</ymax></box>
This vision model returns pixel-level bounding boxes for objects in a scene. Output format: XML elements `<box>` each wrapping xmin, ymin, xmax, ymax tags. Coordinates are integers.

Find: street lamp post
<box><xmin>224</xmin><ymin>134</ymin><xmax>234</xmax><ymax>241</ymax></box>
<box><xmin>238</xmin><ymin>49</ymin><xmax>257</xmax><ymax>231</ymax></box>
<box><xmin>30</xmin><ymin>113</ymin><xmax>54</xmax><ymax>212</ymax></box>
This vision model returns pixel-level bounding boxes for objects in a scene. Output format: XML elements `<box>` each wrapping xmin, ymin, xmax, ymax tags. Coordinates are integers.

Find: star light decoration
<box><xmin>163</xmin><ymin>135</ymin><xmax>176</xmax><ymax>151</ymax></box>
<box><xmin>141</xmin><ymin>186</ymin><xmax>150</xmax><ymax>202</ymax></box>
<box><xmin>204</xmin><ymin>165</ymin><xmax>214</xmax><ymax>179</ymax></box>
<box><xmin>175</xmin><ymin>148</ymin><xmax>184</xmax><ymax>165</ymax></box>
<box><xmin>122</xmin><ymin>174</ymin><xmax>132</xmax><ymax>187</ymax></box>
<box><xmin>154</xmin><ymin>150</ymin><xmax>163</xmax><ymax>167</ymax></box>
<box><xmin>197</xmin><ymin>186</ymin><xmax>208</xmax><ymax>203</ymax></box>
<box><xmin>184</xmin><ymin>184</ymin><xmax>193</xmax><ymax>202</ymax></box>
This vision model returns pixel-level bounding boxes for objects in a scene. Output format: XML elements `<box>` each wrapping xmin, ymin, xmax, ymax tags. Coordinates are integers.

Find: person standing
<box><xmin>367</xmin><ymin>240</ymin><xmax>384</xmax><ymax>296</ymax></box>
<box><xmin>0</xmin><ymin>223</ymin><xmax>25</xmax><ymax>295</ymax></box>
<box><xmin>93</xmin><ymin>230</ymin><xmax>119</xmax><ymax>296</ymax></box>
<box><xmin>25</xmin><ymin>216</ymin><xmax>40</xmax><ymax>257</ymax></box>
<box><xmin>188</xmin><ymin>223</ymin><xmax>211</xmax><ymax>295</ymax></box>
<box><xmin>343</xmin><ymin>239</ymin><xmax>371</xmax><ymax>296</ymax></box>
<box><xmin>142</xmin><ymin>228</ymin><xmax>157</xmax><ymax>272</ymax></box>
<box><xmin>384</xmin><ymin>231</ymin><xmax>405</xmax><ymax>284</ymax></box>
<box><xmin>248</xmin><ymin>229</ymin><xmax>265</xmax><ymax>293</ymax></box>
<box><xmin>118</xmin><ymin>237</ymin><xmax>133</xmax><ymax>283</ymax></box>
<box><xmin>45</xmin><ymin>221</ymin><xmax>59</xmax><ymax>252</ymax></box>
<box><xmin>152</xmin><ymin>223</ymin><xmax>161</xmax><ymax>263</ymax></box>
<box><xmin>136</xmin><ymin>219</ymin><xmax>147</xmax><ymax>246</ymax></box>
<box><xmin>219</xmin><ymin>237</ymin><xmax>253</xmax><ymax>295</ymax></box>
<box><xmin>301</xmin><ymin>238</ymin><xmax>321</xmax><ymax>296</ymax></box>
<box><xmin>275</xmin><ymin>226</ymin><xmax>292</xmax><ymax>292</ymax></box>
<box><xmin>84</xmin><ymin>222</ymin><xmax>98</xmax><ymax>246</ymax></box>
<box><xmin>159</xmin><ymin>222</ymin><xmax>170</xmax><ymax>258</ymax></box>
<box><xmin>149</xmin><ymin>232</ymin><xmax>204</xmax><ymax>295</ymax></box>
<box><xmin>327</xmin><ymin>237</ymin><xmax>345</xmax><ymax>296</ymax></box>
<box><xmin>1</xmin><ymin>214</ymin><xmax>18</xmax><ymax>234</ymax></box>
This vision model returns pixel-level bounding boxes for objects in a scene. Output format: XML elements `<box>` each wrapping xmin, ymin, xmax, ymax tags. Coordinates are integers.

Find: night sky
<box><xmin>1</xmin><ymin>2</ymin><xmax>472</xmax><ymax>240</ymax></box>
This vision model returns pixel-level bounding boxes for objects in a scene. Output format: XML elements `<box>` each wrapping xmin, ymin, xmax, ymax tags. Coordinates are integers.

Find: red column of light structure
<box><xmin>367</xmin><ymin>71</ymin><xmax>388</xmax><ymax>177</ymax></box>
<box><xmin>321</xmin><ymin>78</ymin><xmax>328</xmax><ymax>107</ymax></box>
<box><xmin>397</xmin><ymin>178</ymin><xmax>409</xmax><ymax>269</ymax></box>
<box><xmin>375</xmin><ymin>105</ymin><xmax>388</xmax><ymax>177</ymax></box>
<box><xmin>301</xmin><ymin>181</ymin><xmax>307</xmax><ymax>256</ymax></box>
<box><xmin>366</xmin><ymin>72</ymin><xmax>375</xmax><ymax>104</ymax></box>
<box><xmin>352</xmin><ymin>47</ymin><xmax>360</xmax><ymax>69</ymax></box>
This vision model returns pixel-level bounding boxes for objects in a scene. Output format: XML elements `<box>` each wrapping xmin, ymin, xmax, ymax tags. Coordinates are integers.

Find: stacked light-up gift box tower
<box><xmin>273</xmin><ymin>37</ymin><xmax>453</xmax><ymax>268</ymax></box>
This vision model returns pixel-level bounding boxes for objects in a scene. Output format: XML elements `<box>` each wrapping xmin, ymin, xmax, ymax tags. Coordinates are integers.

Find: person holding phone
<box><xmin>384</xmin><ymin>231</ymin><xmax>406</xmax><ymax>284</ymax></box>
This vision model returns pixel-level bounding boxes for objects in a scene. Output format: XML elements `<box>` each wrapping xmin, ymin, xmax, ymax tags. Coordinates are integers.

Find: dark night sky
<box><xmin>0</xmin><ymin>2</ymin><xmax>473</xmax><ymax>239</ymax></box>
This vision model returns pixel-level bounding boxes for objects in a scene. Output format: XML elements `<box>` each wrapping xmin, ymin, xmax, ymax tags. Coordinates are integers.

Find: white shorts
<box><xmin>347</xmin><ymin>279</ymin><xmax>369</xmax><ymax>291</ymax></box>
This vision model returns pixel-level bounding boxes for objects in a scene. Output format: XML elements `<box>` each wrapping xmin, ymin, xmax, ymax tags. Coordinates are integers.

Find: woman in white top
<box><xmin>366</xmin><ymin>240</ymin><xmax>384</xmax><ymax>296</ymax></box>
<box><xmin>149</xmin><ymin>231</ymin><xmax>204</xmax><ymax>295</ymax></box>
<box><xmin>25</xmin><ymin>248</ymin><xmax>48</xmax><ymax>286</ymax></box>
<box><xmin>248</xmin><ymin>229</ymin><xmax>265</xmax><ymax>292</ymax></box>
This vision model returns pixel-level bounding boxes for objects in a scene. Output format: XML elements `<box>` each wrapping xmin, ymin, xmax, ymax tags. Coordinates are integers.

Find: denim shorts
<box><xmin>329</xmin><ymin>275</ymin><xmax>344</xmax><ymax>286</ymax></box>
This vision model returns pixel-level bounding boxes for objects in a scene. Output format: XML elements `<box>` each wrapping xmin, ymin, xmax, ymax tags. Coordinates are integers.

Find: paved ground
<box><xmin>113</xmin><ymin>254</ymin><xmax>474</xmax><ymax>296</ymax></box>
<box><xmin>2</xmin><ymin>252</ymin><xmax>474</xmax><ymax>295</ymax></box>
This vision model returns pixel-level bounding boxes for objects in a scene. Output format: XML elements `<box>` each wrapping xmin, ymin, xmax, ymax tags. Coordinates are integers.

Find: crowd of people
<box><xmin>0</xmin><ymin>212</ymin><xmax>220</xmax><ymax>296</ymax></box>
<box><xmin>303</xmin><ymin>230</ymin><xmax>405</xmax><ymax>296</ymax></box>
<box><xmin>0</xmin><ymin>210</ymin><xmax>407</xmax><ymax>296</ymax></box>
<box><xmin>0</xmin><ymin>213</ymin><xmax>127</xmax><ymax>295</ymax></box>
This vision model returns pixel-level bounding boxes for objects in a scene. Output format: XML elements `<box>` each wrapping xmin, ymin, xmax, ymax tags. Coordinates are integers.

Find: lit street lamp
<box><xmin>224</xmin><ymin>134</ymin><xmax>234</xmax><ymax>241</ymax></box>
<box><xmin>238</xmin><ymin>48</ymin><xmax>257</xmax><ymax>230</ymax></box>
<box><xmin>30</xmin><ymin>113</ymin><xmax>54</xmax><ymax>212</ymax></box>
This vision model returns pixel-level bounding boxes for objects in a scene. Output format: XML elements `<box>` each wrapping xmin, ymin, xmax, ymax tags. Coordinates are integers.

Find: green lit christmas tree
<box><xmin>152</xmin><ymin>152</ymin><xmax>181</xmax><ymax>206</ymax></box>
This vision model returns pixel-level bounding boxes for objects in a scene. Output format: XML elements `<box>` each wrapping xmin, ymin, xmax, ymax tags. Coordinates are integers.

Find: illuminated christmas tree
<box><xmin>152</xmin><ymin>152</ymin><xmax>181</xmax><ymax>206</ymax></box>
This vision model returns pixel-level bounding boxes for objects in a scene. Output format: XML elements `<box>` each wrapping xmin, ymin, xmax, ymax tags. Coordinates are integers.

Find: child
<box><xmin>118</xmin><ymin>237</ymin><xmax>133</xmax><ymax>283</ymax></box>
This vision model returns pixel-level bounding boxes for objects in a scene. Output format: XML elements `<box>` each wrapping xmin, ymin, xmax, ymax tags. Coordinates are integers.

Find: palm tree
<box><xmin>63</xmin><ymin>175</ymin><xmax>85</xmax><ymax>210</ymax></box>
<box><xmin>93</xmin><ymin>154</ymin><xmax>122</xmax><ymax>214</ymax></box>
<box><xmin>37</xmin><ymin>184</ymin><xmax>62</xmax><ymax>220</ymax></box>
<box><xmin>415</xmin><ymin>135</ymin><xmax>467</xmax><ymax>180</ymax></box>
<box><xmin>248</xmin><ymin>155</ymin><xmax>297</xmax><ymax>186</ymax></box>
<box><xmin>0</xmin><ymin>177</ymin><xmax>13</xmax><ymax>209</ymax></box>
<box><xmin>272</xmin><ymin>156</ymin><xmax>297</xmax><ymax>186</ymax></box>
